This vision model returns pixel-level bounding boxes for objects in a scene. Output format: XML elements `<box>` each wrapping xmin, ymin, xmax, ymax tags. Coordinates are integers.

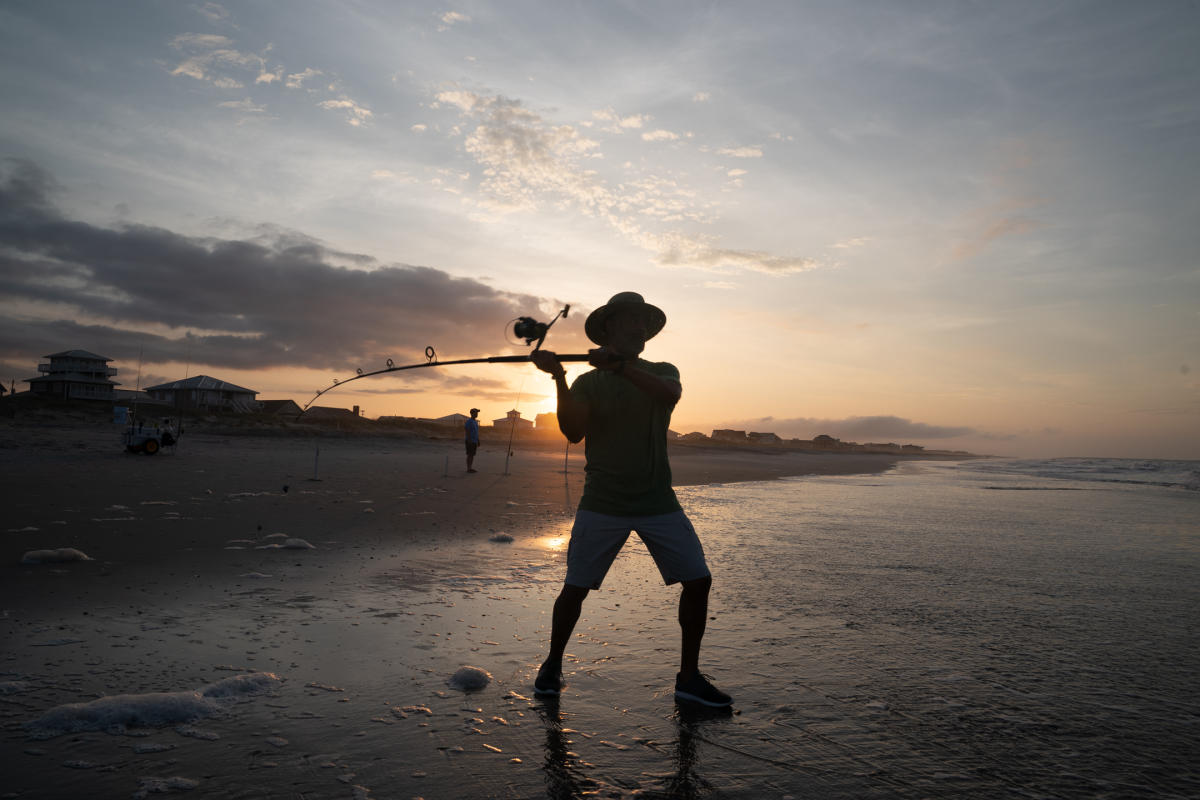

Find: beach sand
<box><xmin>0</xmin><ymin>418</ymin><xmax>912</xmax><ymax>799</ymax></box>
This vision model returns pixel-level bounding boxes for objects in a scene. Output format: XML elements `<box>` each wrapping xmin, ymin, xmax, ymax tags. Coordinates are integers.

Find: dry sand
<box><xmin>0</xmin><ymin>418</ymin><xmax>915</xmax><ymax>799</ymax></box>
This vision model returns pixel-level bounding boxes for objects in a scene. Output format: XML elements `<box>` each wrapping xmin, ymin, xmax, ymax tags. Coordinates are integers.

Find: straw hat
<box><xmin>584</xmin><ymin>292</ymin><xmax>666</xmax><ymax>345</ymax></box>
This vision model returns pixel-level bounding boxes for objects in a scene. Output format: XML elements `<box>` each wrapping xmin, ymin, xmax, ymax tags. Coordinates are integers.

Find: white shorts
<box><xmin>564</xmin><ymin>509</ymin><xmax>710</xmax><ymax>590</ymax></box>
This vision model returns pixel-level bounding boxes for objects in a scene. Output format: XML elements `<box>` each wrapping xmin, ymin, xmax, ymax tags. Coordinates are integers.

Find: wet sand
<box><xmin>0</xmin><ymin>421</ymin><xmax>910</xmax><ymax>799</ymax></box>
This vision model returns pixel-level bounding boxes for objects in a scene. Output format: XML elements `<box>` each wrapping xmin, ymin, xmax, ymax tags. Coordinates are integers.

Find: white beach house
<box><xmin>26</xmin><ymin>349</ymin><xmax>119</xmax><ymax>400</ymax></box>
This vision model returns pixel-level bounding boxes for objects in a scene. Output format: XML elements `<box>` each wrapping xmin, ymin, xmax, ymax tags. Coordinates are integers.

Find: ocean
<box><xmin>657</xmin><ymin>457</ymin><xmax>1200</xmax><ymax>798</ymax></box>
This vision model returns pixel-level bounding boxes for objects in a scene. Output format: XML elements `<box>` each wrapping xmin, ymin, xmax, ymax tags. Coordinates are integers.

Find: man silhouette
<box><xmin>465</xmin><ymin>407</ymin><xmax>480</xmax><ymax>473</ymax></box>
<box><xmin>529</xmin><ymin>292</ymin><xmax>731</xmax><ymax>707</ymax></box>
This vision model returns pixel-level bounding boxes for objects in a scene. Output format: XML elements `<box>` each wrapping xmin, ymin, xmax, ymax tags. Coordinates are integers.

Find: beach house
<box><xmin>25</xmin><ymin>349</ymin><xmax>119</xmax><ymax>401</ymax></box>
<box><xmin>144</xmin><ymin>375</ymin><xmax>258</xmax><ymax>411</ymax></box>
<box><xmin>492</xmin><ymin>409</ymin><xmax>533</xmax><ymax>431</ymax></box>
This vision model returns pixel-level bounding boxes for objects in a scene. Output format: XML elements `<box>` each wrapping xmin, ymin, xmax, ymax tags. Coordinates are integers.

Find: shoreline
<box><xmin>0</xmin><ymin>416</ymin><xmax>940</xmax><ymax>602</ymax></box>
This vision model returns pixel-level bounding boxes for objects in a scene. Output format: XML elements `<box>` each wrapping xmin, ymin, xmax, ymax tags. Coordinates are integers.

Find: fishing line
<box><xmin>503</xmin><ymin>374</ymin><xmax>528</xmax><ymax>477</ymax></box>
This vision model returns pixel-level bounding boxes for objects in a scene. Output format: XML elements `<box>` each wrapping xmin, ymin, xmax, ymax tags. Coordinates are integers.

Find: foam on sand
<box><xmin>255</xmin><ymin>537</ymin><xmax>315</xmax><ymax>550</ymax></box>
<box><xmin>21</xmin><ymin>547</ymin><xmax>92</xmax><ymax>564</ymax></box>
<box><xmin>448</xmin><ymin>666</ymin><xmax>492</xmax><ymax>692</ymax></box>
<box><xmin>25</xmin><ymin>672</ymin><xmax>281</xmax><ymax>739</ymax></box>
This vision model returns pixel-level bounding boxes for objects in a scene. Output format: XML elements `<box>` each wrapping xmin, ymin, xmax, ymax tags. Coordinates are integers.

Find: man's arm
<box><xmin>588</xmin><ymin>347</ymin><xmax>681</xmax><ymax>406</ymax></box>
<box><xmin>530</xmin><ymin>350</ymin><xmax>589</xmax><ymax>443</ymax></box>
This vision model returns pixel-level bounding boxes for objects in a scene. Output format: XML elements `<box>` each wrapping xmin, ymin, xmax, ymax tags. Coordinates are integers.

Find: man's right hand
<box><xmin>530</xmin><ymin>349</ymin><xmax>565</xmax><ymax>378</ymax></box>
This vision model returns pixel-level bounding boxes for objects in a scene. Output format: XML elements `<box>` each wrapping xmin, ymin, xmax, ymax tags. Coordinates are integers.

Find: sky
<box><xmin>1</xmin><ymin>1</ymin><xmax>1197</xmax><ymax>459</ymax></box>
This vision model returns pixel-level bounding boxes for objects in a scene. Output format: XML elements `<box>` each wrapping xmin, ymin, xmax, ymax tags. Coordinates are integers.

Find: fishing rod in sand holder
<box><xmin>302</xmin><ymin>305</ymin><xmax>592</xmax><ymax>410</ymax></box>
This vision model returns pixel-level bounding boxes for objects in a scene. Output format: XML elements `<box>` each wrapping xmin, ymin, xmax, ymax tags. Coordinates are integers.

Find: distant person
<box><xmin>465</xmin><ymin>408</ymin><xmax>481</xmax><ymax>473</ymax></box>
<box><xmin>529</xmin><ymin>291</ymin><xmax>731</xmax><ymax>707</ymax></box>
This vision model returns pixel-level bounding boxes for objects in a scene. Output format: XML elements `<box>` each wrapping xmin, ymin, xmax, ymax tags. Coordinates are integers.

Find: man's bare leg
<box><xmin>678</xmin><ymin>575</ymin><xmax>711</xmax><ymax>678</ymax></box>
<box><xmin>675</xmin><ymin>574</ymin><xmax>731</xmax><ymax>705</ymax></box>
<box><xmin>535</xmin><ymin>583</ymin><xmax>590</xmax><ymax>694</ymax></box>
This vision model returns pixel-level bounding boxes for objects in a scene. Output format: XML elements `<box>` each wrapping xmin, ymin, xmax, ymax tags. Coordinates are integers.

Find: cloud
<box><xmin>196</xmin><ymin>3</ymin><xmax>230</xmax><ymax>23</ymax></box>
<box><xmin>0</xmin><ymin>159</ymin><xmax>585</xmax><ymax>377</ymax></box>
<box><xmin>438</xmin><ymin>11</ymin><xmax>471</xmax><ymax>30</ymax></box>
<box><xmin>950</xmin><ymin>214</ymin><xmax>1038</xmax><ymax>262</ymax></box>
<box><xmin>435</xmin><ymin>88</ymin><xmax>822</xmax><ymax>274</ymax></box>
<box><xmin>411</xmin><ymin>123</ymin><xmax>428</xmax><ymax>132</ymax></box>
<box><xmin>318</xmin><ymin>96</ymin><xmax>372</xmax><ymax>126</ymax></box>
<box><xmin>642</xmin><ymin>129</ymin><xmax>679</xmax><ymax>142</ymax></box>
<box><xmin>219</xmin><ymin>98</ymin><xmax>266</xmax><ymax>113</ymax></box>
<box><xmin>653</xmin><ymin>235</ymin><xmax>820</xmax><ymax>273</ymax></box>
<box><xmin>591</xmin><ymin>109</ymin><xmax>646</xmax><ymax>132</ymax></box>
<box><xmin>286</xmin><ymin>68</ymin><xmax>322</xmax><ymax>89</ymax></box>
<box><xmin>721</xmin><ymin>415</ymin><xmax>980</xmax><ymax>442</ymax></box>
<box><xmin>717</xmin><ymin>146</ymin><xmax>763</xmax><ymax>158</ymax></box>
<box><xmin>435</xmin><ymin>90</ymin><xmax>603</xmax><ymax>213</ymax></box>
<box><xmin>169</xmin><ymin>34</ymin><xmax>267</xmax><ymax>85</ymax></box>
<box><xmin>692</xmin><ymin>92</ymin><xmax>710</xmax><ymax>102</ymax></box>
<box><xmin>726</xmin><ymin>168</ymin><xmax>747</xmax><ymax>177</ymax></box>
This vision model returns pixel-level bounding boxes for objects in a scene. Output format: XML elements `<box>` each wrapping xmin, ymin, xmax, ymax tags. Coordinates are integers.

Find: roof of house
<box><xmin>301</xmin><ymin>406</ymin><xmax>357</xmax><ymax>418</ymax></box>
<box><xmin>144</xmin><ymin>375</ymin><xmax>257</xmax><ymax>394</ymax></box>
<box><xmin>44</xmin><ymin>349</ymin><xmax>112</xmax><ymax>361</ymax></box>
<box><xmin>259</xmin><ymin>399</ymin><xmax>302</xmax><ymax>412</ymax></box>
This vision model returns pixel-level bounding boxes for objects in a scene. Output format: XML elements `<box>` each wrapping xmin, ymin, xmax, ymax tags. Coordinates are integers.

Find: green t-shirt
<box><xmin>570</xmin><ymin>359</ymin><xmax>682</xmax><ymax>516</ymax></box>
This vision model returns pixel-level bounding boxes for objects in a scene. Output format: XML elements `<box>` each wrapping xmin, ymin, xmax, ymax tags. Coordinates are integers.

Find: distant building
<box><xmin>747</xmin><ymin>431</ymin><xmax>782</xmax><ymax>444</ymax></box>
<box><xmin>678</xmin><ymin>432</ymin><xmax>709</xmax><ymax>443</ymax></box>
<box><xmin>812</xmin><ymin>434</ymin><xmax>841</xmax><ymax>449</ymax></box>
<box><xmin>26</xmin><ymin>349</ymin><xmax>119</xmax><ymax>401</ymax></box>
<box><xmin>535</xmin><ymin>412</ymin><xmax>557</xmax><ymax>430</ymax></box>
<box><xmin>492</xmin><ymin>409</ymin><xmax>533</xmax><ymax>431</ymax></box>
<box><xmin>428</xmin><ymin>412</ymin><xmax>471</xmax><ymax>427</ymax></box>
<box><xmin>259</xmin><ymin>399</ymin><xmax>303</xmax><ymax>416</ymax></box>
<box><xmin>711</xmin><ymin>429</ymin><xmax>747</xmax><ymax>442</ymax></box>
<box><xmin>301</xmin><ymin>405</ymin><xmax>359</xmax><ymax>421</ymax></box>
<box><xmin>144</xmin><ymin>375</ymin><xmax>258</xmax><ymax>412</ymax></box>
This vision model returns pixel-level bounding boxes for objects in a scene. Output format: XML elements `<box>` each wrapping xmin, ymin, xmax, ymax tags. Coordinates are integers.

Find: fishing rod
<box><xmin>302</xmin><ymin>304</ymin><xmax>591</xmax><ymax>410</ymax></box>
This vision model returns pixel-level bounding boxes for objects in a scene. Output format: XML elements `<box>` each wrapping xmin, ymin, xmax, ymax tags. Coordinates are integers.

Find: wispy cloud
<box><xmin>435</xmin><ymin>88</ymin><xmax>820</xmax><ymax>274</ymax></box>
<box><xmin>318</xmin><ymin>96</ymin><xmax>372</xmax><ymax>126</ymax></box>
<box><xmin>642</xmin><ymin>129</ymin><xmax>679</xmax><ymax>142</ymax></box>
<box><xmin>950</xmin><ymin>212</ymin><xmax>1038</xmax><ymax>262</ymax></box>
<box><xmin>286</xmin><ymin>67</ymin><xmax>323</xmax><ymax>89</ymax></box>
<box><xmin>717</xmin><ymin>146</ymin><xmax>762</xmax><ymax>158</ymax></box>
<box><xmin>196</xmin><ymin>3</ymin><xmax>229</xmax><ymax>23</ymax></box>
<box><xmin>592</xmin><ymin>108</ymin><xmax>646</xmax><ymax>133</ymax></box>
<box><xmin>437</xmin><ymin>11</ymin><xmax>471</xmax><ymax>31</ymax></box>
<box><xmin>219</xmin><ymin>98</ymin><xmax>266</xmax><ymax>113</ymax></box>
<box><xmin>169</xmin><ymin>34</ymin><xmax>266</xmax><ymax>84</ymax></box>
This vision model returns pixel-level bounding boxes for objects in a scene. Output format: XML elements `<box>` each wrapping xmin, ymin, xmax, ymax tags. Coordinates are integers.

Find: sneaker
<box><xmin>533</xmin><ymin>661</ymin><xmax>563</xmax><ymax>696</ymax></box>
<box><xmin>674</xmin><ymin>671</ymin><xmax>732</xmax><ymax>707</ymax></box>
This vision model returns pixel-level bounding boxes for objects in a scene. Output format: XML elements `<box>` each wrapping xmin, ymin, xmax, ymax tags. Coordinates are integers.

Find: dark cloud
<box><xmin>0</xmin><ymin>159</ymin><xmax>589</xmax><ymax>377</ymax></box>
<box><xmin>721</xmin><ymin>414</ymin><xmax>980</xmax><ymax>442</ymax></box>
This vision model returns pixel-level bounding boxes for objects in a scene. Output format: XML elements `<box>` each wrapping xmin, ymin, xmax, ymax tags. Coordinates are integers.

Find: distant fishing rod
<box><xmin>302</xmin><ymin>305</ymin><xmax>590</xmax><ymax>410</ymax></box>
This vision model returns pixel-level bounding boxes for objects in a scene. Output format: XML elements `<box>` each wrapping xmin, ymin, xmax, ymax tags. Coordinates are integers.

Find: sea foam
<box><xmin>25</xmin><ymin>672</ymin><xmax>281</xmax><ymax>739</ymax></box>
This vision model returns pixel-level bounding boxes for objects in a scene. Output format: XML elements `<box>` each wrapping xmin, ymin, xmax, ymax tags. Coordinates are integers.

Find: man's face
<box><xmin>605</xmin><ymin>308</ymin><xmax>648</xmax><ymax>357</ymax></box>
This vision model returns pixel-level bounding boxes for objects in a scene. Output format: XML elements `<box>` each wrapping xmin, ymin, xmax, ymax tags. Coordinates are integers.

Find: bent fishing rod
<box><xmin>302</xmin><ymin>305</ymin><xmax>591</xmax><ymax>410</ymax></box>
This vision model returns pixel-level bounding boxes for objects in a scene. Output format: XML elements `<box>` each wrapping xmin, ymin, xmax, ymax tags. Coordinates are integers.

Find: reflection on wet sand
<box><xmin>537</xmin><ymin>696</ymin><xmax>734</xmax><ymax>799</ymax></box>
